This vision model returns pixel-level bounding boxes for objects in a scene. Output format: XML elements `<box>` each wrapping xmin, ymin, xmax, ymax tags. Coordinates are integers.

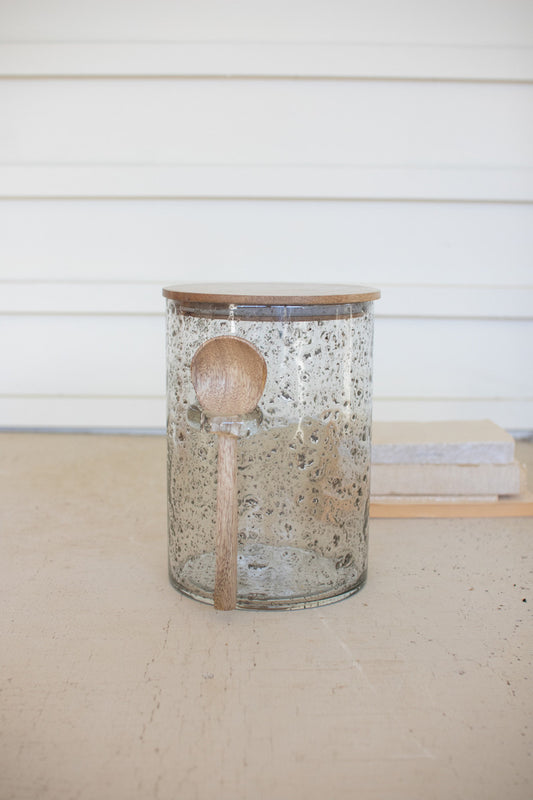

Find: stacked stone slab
<box><xmin>370</xmin><ymin>421</ymin><xmax>522</xmax><ymax>501</ymax></box>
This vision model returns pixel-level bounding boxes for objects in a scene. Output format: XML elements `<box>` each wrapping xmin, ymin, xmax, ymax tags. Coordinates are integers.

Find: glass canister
<box><xmin>163</xmin><ymin>283</ymin><xmax>380</xmax><ymax>610</ymax></box>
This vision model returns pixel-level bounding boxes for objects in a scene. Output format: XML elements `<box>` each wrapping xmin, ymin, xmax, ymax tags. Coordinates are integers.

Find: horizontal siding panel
<box><xmin>1</xmin><ymin>282</ymin><xmax>532</xmax><ymax>320</ymax></box>
<box><xmin>377</xmin><ymin>285</ymin><xmax>533</xmax><ymax>320</ymax></box>
<box><xmin>1</xmin><ymin>200</ymin><xmax>531</xmax><ymax>286</ymax></box>
<box><xmin>2</xmin><ymin>165</ymin><xmax>533</xmax><ymax>202</ymax></box>
<box><xmin>0</xmin><ymin>283</ymin><xmax>166</xmax><ymax>316</ymax></box>
<box><xmin>2</xmin><ymin>42</ymin><xmax>533</xmax><ymax>81</ymax></box>
<box><xmin>3</xmin><ymin>80</ymin><xmax>532</xmax><ymax>168</ymax></box>
<box><xmin>0</xmin><ymin>315</ymin><xmax>166</xmax><ymax>396</ymax></box>
<box><xmin>373</xmin><ymin>317</ymin><xmax>533</xmax><ymax>399</ymax></box>
<box><xmin>2</xmin><ymin>1</ymin><xmax>532</xmax><ymax>47</ymax></box>
<box><xmin>0</xmin><ymin>396</ymin><xmax>166</xmax><ymax>430</ymax></box>
<box><xmin>1</xmin><ymin>314</ymin><xmax>530</xmax><ymax>399</ymax></box>
<box><xmin>372</xmin><ymin>398</ymin><xmax>533</xmax><ymax>429</ymax></box>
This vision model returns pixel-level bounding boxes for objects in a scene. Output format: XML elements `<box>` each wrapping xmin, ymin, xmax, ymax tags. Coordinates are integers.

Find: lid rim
<box><xmin>162</xmin><ymin>282</ymin><xmax>381</xmax><ymax>305</ymax></box>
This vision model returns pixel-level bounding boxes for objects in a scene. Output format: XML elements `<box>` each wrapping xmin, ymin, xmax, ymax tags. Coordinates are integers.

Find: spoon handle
<box><xmin>213</xmin><ymin>432</ymin><xmax>238</xmax><ymax>610</ymax></box>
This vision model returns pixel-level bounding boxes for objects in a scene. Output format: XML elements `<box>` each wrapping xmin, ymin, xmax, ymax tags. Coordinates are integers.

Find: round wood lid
<box><xmin>162</xmin><ymin>282</ymin><xmax>380</xmax><ymax>305</ymax></box>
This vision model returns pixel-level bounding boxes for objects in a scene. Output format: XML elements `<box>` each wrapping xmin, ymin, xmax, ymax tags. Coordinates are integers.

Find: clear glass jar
<box><xmin>163</xmin><ymin>284</ymin><xmax>380</xmax><ymax>609</ymax></box>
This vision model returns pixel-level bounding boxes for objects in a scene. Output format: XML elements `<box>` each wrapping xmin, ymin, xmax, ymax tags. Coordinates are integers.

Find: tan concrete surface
<box><xmin>1</xmin><ymin>432</ymin><xmax>532</xmax><ymax>800</ymax></box>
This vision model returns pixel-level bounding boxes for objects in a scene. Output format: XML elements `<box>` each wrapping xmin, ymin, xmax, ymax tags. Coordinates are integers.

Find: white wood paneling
<box><xmin>376</xmin><ymin>286</ymin><xmax>533</xmax><ymax>320</ymax></box>
<box><xmin>0</xmin><ymin>0</ymin><xmax>532</xmax><ymax>431</ymax></box>
<box><xmin>1</xmin><ymin>200</ymin><xmax>532</xmax><ymax>285</ymax></box>
<box><xmin>373</xmin><ymin>318</ymin><xmax>533</xmax><ymax>398</ymax></box>
<box><xmin>2</xmin><ymin>42</ymin><xmax>533</xmax><ymax>81</ymax></box>
<box><xmin>0</xmin><ymin>315</ymin><xmax>165</xmax><ymax>396</ymax></box>
<box><xmin>2</xmin><ymin>0</ymin><xmax>533</xmax><ymax>82</ymax></box>
<box><xmin>2</xmin><ymin>79</ymin><xmax>532</xmax><ymax>166</ymax></box>
<box><xmin>372</xmin><ymin>398</ymin><xmax>533</xmax><ymax>427</ymax></box>
<box><xmin>0</xmin><ymin>396</ymin><xmax>165</xmax><ymax>430</ymax></box>
<box><xmin>1</xmin><ymin>78</ymin><xmax>531</xmax><ymax>201</ymax></box>
<box><xmin>2</xmin><ymin>165</ymin><xmax>532</xmax><ymax>202</ymax></box>
<box><xmin>1</xmin><ymin>0</ymin><xmax>532</xmax><ymax>46</ymax></box>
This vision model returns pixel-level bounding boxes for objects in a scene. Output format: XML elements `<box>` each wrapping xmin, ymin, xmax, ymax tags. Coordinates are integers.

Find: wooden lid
<box><xmin>162</xmin><ymin>282</ymin><xmax>380</xmax><ymax>305</ymax></box>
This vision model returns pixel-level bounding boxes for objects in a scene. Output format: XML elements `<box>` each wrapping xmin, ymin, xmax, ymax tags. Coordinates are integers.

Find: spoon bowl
<box><xmin>191</xmin><ymin>335</ymin><xmax>267</xmax><ymax>418</ymax></box>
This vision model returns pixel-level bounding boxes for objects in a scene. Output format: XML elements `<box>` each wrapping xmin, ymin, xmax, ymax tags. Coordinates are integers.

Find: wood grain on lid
<box><xmin>162</xmin><ymin>282</ymin><xmax>380</xmax><ymax>305</ymax></box>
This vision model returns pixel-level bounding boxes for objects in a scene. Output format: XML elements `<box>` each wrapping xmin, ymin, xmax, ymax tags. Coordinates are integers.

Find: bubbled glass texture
<box><xmin>166</xmin><ymin>301</ymin><xmax>375</xmax><ymax>609</ymax></box>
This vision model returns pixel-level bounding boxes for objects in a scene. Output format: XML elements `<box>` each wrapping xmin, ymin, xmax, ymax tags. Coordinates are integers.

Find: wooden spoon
<box><xmin>191</xmin><ymin>336</ymin><xmax>267</xmax><ymax>610</ymax></box>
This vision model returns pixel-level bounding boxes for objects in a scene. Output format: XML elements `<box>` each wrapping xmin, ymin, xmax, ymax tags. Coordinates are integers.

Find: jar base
<box><xmin>170</xmin><ymin>543</ymin><xmax>367</xmax><ymax>610</ymax></box>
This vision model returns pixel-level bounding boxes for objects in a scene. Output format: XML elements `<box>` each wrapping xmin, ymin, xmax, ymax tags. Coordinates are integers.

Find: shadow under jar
<box><xmin>163</xmin><ymin>283</ymin><xmax>381</xmax><ymax>610</ymax></box>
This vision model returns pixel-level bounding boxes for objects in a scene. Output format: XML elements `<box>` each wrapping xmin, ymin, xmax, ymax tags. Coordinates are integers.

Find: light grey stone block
<box><xmin>370</xmin><ymin>461</ymin><xmax>522</xmax><ymax>496</ymax></box>
<box><xmin>371</xmin><ymin>494</ymin><xmax>499</xmax><ymax>503</ymax></box>
<box><xmin>371</xmin><ymin>420</ymin><xmax>515</xmax><ymax>465</ymax></box>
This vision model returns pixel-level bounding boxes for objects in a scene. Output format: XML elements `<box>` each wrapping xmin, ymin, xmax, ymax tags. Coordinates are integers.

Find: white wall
<box><xmin>1</xmin><ymin>0</ymin><xmax>532</xmax><ymax>432</ymax></box>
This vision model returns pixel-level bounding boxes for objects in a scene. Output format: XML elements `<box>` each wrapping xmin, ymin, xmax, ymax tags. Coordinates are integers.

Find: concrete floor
<box><xmin>1</xmin><ymin>432</ymin><xmax>532</xmax><ymax>800</ymax></box>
